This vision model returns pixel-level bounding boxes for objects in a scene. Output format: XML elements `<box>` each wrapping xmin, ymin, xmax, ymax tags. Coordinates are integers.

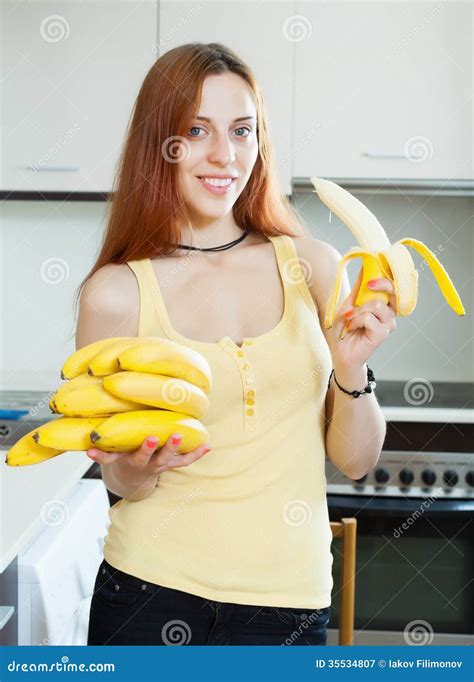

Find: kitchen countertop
<box><xmin>0</xmin><ymin>381</ymin><xmax>473</xmax><ymax>435</ymax></box>
<box><xmin>375</xmin><ymin>380</ymin><xmax>473</xmax><ymax>423</ymax></box>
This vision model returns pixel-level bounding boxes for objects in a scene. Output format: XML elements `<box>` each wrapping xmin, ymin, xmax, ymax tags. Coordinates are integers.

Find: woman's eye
<box><xmin>234</xmin><ymin>126</ymin><xmax>251</xmax><ymax>137</ymax></box>
<box><xmin>188</xmin><ymin>126</ymin><xmax>252</xmax><ymax>138</ymax></box>
<box><xmin>189</xmin><ymin>126</ymin><xmax>204</xmax><ymax>137</ymax></box>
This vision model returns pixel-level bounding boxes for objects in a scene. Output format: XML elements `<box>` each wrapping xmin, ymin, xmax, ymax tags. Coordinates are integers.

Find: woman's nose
<box><xmin>208</xmin><ymin>133</ymin><xmax>236</xmax><ymax>166</ymax></box>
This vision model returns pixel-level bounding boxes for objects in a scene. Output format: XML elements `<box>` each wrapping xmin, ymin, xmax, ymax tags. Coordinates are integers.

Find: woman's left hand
<box><xmin>330</xmin><ymin>268</ymin><xmax>398</xmax><ymax>369</ymax></box>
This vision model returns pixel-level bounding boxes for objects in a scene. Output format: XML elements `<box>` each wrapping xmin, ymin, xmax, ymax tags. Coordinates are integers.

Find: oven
<box><xmin>325</xmin><ymin>414</ymin><xmax>474</xmax><ymax>646</ymax></box>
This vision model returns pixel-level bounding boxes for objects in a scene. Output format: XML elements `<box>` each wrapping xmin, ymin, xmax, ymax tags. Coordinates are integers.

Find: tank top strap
<box><xmin>126</xmin><ymin>258</ymin><xmax>166</xmax><ymax>337</ymax></box>
<box><xmin>273</xmin><ymin>235</ymin><xmax>319</xmax><ymax>317</ymax></box>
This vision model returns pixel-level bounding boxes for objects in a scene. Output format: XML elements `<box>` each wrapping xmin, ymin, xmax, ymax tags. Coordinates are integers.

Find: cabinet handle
<box><xmin>362</xmin><ymin>151</ymin><xmax>409</xmax><ymax>160</ymax></box>
<box><xmin>0</xmin><ymin>606</ymin><xmax>14</xmax><ymax>630</ymax></box>
<box><xmin>24</xmin><ymin>165</ymin><xmax>80</xmax><ymax>172</ymax></box>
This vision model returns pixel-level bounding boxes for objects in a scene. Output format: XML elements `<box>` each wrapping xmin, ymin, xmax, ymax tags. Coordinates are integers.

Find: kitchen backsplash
<box><xmin>1</xmin><ymin>191</ymin><xmax>472</xmax><ymax>391</ymax></box>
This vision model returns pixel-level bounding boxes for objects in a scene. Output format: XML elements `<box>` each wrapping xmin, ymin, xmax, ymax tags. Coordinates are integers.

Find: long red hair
<box><xmin>73</xmin><ymin>42</ymin><xmax>309</xmax><ymax>315</ymax></box>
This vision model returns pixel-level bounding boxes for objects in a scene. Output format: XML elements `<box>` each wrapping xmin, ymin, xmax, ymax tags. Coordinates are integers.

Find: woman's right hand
<box><xmin>86</xmin><ymin>433</ymin><xmax>212</xmax><ymax>480</ymax></box>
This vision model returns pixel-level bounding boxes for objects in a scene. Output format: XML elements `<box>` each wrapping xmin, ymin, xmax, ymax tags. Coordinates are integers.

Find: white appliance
<box><xmin>18</xmin><ymin>479</ymin><xmax>110</xmax><ymax>645</ymax></box>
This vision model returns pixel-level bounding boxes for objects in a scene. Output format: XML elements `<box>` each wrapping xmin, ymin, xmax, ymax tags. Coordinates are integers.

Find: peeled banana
<box><xmin>5</xmin><ymin>432</ymin><xmax>65</xmax><ymax>467</ymax></box>
<box><xmin>310</xmin><ymin>177</ymin><xmax>466</xmax><ymax>339</ymax></box>
<box><xmin>118</xmin><ymin>339</ymin><xmax>212</xmax><ymax>394</ymax></box>
<box><xmin>103</xmin><ymin>371</ymin><xmax>209</xmax><ymax>419</ymax></box>
<box><xmin>33</xmin><ymin>417</ymin><xmax>106</xmax><ymax>451</ymax></box>
<box><xmin>89</xmin><ymin>410</ymin><xmax>209</xmax><ymax>454</ymax></box>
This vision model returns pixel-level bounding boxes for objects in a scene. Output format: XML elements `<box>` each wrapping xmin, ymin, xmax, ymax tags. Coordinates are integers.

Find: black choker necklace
<box><xmin>175</xmin><ymin>228</ymin><xmax>251</xmax><ymax>252</ymax></box>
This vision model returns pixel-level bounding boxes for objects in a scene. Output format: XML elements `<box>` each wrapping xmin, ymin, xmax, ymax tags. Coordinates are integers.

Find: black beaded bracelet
<box><xmin>327</xmin><ymin>366</ymin><xmax>376</xmax><ymax>398</ymax></box>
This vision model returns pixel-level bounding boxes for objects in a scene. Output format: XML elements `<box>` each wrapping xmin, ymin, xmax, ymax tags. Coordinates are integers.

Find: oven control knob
<box><xmin>443</xmin><ymin>470</ymin><xmax>458</xmax><ymax>487</ymax></box>
<box><xmin>354</xmin><ymin>474</ymin><xmax>367</xmax><ymax>484</ymax></box>
<box><xmin>465</xmin><ymin>471</ymin><xmax>474</xmax><ymax>487</ymax></box>
<box><xmin>421</xmin><ymin>469</ymin><xmax>436</xmax><ymax>486</ymax></box>
<box><xmin>374</xmin><ymin>468</ymin><xmax>389</xmax><ymax>484</ymax></box>
<box><xmin>399</xmin><ymin>468</ymin><xmax>414</xmax><ymax>486</ymax></box>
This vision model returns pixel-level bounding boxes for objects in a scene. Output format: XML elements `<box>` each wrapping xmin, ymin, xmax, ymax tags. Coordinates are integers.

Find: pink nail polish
<box><xmin>367</xmin><ymin>279</ymin><xmax>377</xmax><ymax>287</ymax></box>
<box><xmin>171</xmin><ymin>434</ymin><xmax>182</xmax><ymax>446</ymax></box>
<box><xmin>146</xmin><ymin>437</ymin><xmax>158</xmax><ymax>448</ymax></box>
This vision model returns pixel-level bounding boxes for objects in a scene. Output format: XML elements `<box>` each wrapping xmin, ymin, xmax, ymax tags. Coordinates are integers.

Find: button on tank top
<box><xmin>102</xmin><ymin>235</ymin><xmax>334</xmax><ymax>608</ymax></box>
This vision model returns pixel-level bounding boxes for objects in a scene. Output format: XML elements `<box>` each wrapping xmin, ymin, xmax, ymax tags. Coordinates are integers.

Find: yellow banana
<box><xmin>61</xmin><ymin>337</ymin><xmax>132</xmax><ymax>380</ymax></box>
<box><xmin>310</xmin><ymin>177</ymin><xmax>466</xmax><ymax>339</ymax></box>
<box><xmin>118</xmin><ymin>338</ymin><xmax>212</xmax><ymax>394</ymax></box>
<box><xmin>50</xmin><ymin>373</ymin><xmax>103</xmax><ymax>412</ymax></box>
<box><xmin>90</xmin><ymin>410</ymin><xmax>209</xmax><ymax>454</ymax></box>
<box><xmin>88</xmin><ymin>338</ymin><xmax>143</xmax><ymax>376</ymax></box>
<box><xmin>103</xmin><ymin>371</ymin><xmax>209</xmax><ymax>419</ymax></box>
<box><xmin>33</xmin><ymin>417</ymin><xmax>106</xmax><ymax>451</ymax></box>
<box><xmin>5</xmin><ymin>432</ymin><xmax>65</xmax><ymax>467</ymax></box>
<box><xmin>52</xmin><ymin>381</ymin><xmax>149</xmax><ymax>417</ymax></box>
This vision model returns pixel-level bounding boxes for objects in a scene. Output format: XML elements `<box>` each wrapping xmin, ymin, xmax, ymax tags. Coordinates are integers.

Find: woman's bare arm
<box><xmin>294</xmin><ymin>237</ymin><xmax>385</xmax><ymax>480</ymax></box>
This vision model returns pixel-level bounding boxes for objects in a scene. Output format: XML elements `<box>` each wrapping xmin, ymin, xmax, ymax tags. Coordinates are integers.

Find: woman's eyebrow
<box><xmin>194</xmin><ymin>115</ymin><xmax>255</xmax><ymax>123</ymax></box>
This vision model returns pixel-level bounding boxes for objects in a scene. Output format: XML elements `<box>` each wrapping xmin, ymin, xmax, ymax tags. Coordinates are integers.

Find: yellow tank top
<box><xmin>103</xmin><ymin>235</ymin><xmax>334</xmax><ymax>608</ymax></box>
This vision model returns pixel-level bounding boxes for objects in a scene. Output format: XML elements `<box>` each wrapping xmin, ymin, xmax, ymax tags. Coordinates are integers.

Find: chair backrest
<box><xmin>330</xmin><ymin>517</ymin><xmax>357</xmax><ymax>645</ymax></box>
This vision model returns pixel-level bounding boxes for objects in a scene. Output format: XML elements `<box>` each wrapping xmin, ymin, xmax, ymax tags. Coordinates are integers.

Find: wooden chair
<box><xmin>330</xmin><ymin>517</ymin><xmax>357</xmax><ymax>645</ymax></box>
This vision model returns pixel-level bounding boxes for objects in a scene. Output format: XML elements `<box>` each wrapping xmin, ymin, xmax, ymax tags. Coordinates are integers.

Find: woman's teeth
<box><xmin>200</xmin><ymin>177</ymin><xmax>233</xmax><ymax>187</ymax></box>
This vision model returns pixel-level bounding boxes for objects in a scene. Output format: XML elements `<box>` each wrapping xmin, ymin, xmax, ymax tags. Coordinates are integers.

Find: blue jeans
<box><xmin>87</xmin><ymin>558</ymin><xmax>331</xmax><ymax>646</ymax></box>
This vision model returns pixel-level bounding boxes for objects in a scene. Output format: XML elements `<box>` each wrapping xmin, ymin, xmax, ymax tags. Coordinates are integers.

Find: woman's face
<box><xmin>176</xmin><ymin>72</ymin><xmax>259</xmax><ymax>225</ymax></box>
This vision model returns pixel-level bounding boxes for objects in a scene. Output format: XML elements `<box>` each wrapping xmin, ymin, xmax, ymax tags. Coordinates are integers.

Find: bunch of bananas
<box><xmin>6</xmin><ymin>337</ymin><xmax>212</xmax><ymax>467</ymax></box>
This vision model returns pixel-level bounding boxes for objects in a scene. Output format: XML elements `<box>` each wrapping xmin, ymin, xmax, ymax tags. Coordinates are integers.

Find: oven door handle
<box><xmin>327</xmin><ymin>494</ymin><xmax>474</xmax><ymax>518</ymax></box>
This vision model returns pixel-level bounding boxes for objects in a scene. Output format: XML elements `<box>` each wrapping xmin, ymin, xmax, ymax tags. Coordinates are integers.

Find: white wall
<box><xmin>1</xmin><ymin>193</ymin><xmax>472</xmax><ymax>390</ymax></box>
<box><xmin>1</xmin><ymin>200</ymin><xmax>106</xmax><ymax>391</ymax></box>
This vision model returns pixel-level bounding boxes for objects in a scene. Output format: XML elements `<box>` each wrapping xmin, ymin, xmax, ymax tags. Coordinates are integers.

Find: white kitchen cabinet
<box><xmin>293</xmin><ymin>1</ymin><xmax>472</xmax><ymax>180</ymax></box>
<box><xmin>158</xmin><ymin>0</ymin><xmax>295</xmax><ymax>196</ymax></box>
<box><xmin>2</xmin><ymin>1</ymin><xmax>157</xmax><ymax>193</ymax></box>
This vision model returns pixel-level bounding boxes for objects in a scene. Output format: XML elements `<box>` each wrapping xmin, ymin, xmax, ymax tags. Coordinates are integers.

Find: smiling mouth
<box><xmin>196</xmin><ymin>177</ymin><xmax>236</xmax><ymax>193</ymax></box>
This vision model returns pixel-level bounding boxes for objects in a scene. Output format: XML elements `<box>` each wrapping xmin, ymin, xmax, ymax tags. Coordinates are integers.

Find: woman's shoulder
<box><xmin>77</xmin><ymin>263</ymin><xmax>140</xmax><ymax>338</ymax></box>
<box><xmin>82</xmin><ymin>262</ymin><xmax>138</xmax><ymax>306</ymax></box>
<box><xmin>290</xmin><ymin>235</ymin><xmax>348</xmax><ymax>319</ymax></box>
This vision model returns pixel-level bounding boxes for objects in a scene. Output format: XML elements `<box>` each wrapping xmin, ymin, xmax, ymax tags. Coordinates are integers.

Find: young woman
<box><xmin>78</xmin><ymin>43</ymin><xmax>397</xmax><ymax>646</ymax></box>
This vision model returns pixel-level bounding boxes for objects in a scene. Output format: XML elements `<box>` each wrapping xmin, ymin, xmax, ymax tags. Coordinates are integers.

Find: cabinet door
<box><xmin>2</xmin><ymin>1</ymin><xmax>157</xmax><ymax>192</ymax></box>
<box><xmin>293</xmin><ymin>1</ymin><xmax>472</xmax><ymax>180</ymax></box>
<box><xmin>158</xmin><ymin>0</ymin><xmax>294</xmax><ymax>196</ymax></box>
